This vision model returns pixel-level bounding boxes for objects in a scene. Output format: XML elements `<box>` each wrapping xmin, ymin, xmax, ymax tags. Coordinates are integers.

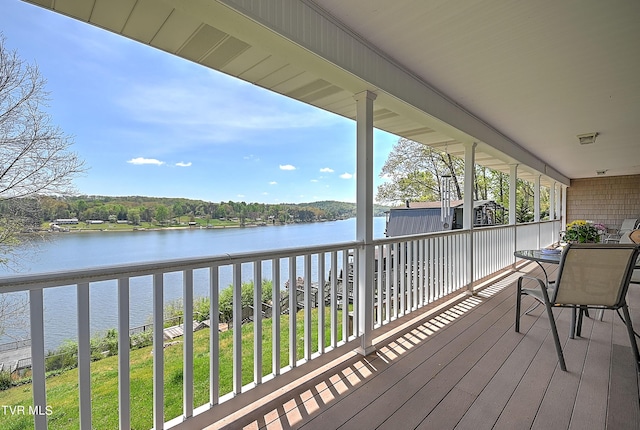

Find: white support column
<box><xmin>556</xmin><ymin>183</ymin><xmax>562</xmax><ymax>221</ymax></box>
<box><xmin>463</xmin><ymin>142</ymin><xmax>476</xmax><ymax>292</ymax></box>
<box><xmin>561</xmin><ymin>185</ymin><xmax>568</xmax><ymax>230</ymax></box>
<box><xmin>549</xmin><ymin>181</ymin><xmax>556</xmax><ymax>220</ymax></box>
<box><xmin>183</xmin><ymin>269</ymin><xmax>194</xmax><ymax>419</ymax></box>
<box><xmin>509</xmin><ymin>164</ymin><xmax>518</xmax><ymax>225</ymax></box>
<box><xmin>77</xmin><ymin>283</ymin><xmax>91</xmax><ymax>430</ymax></box>
<box><xmin>354</xmin><ymin>90</ymin><xmax>376</xmax><ymax>356</ymax></box>
<box><xmin>152</xmin><ymin>273</ymin><xmax>164</xmax><ymax>430</ymax></box>
<box><xmin>534</xmin><ymin>175</ymin><xmax>541</xmax><ymax>249</ymax></box>
<box><xmin>463</xmin><ymin>142</ymin><xmax>476</xmax><ymax>230</ymax></box>
<box><xmin>117</xmin><ymin>278</ymin><xmax>131</xmax><ymax>429</ymax></box>
<box><xmin>509</xmin><ymin>164</ymin><xmax>518</xmax><ymax>265</ymax></box>
<box><xmin>534</xmin><ymin>175</ymin><xmax>541</xmax><ymax>222</ymax></box>
<box><xmin>29</xmin><ymin>289</ymin><xmax>47</xmax><ymax>430</ymax></box>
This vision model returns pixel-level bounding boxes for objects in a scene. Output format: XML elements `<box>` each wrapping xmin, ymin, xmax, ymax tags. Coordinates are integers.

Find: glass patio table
<box><xmin>514</xmin><ymin>249</ymin><xmax>562</xmax><ymax>283</ymax></box>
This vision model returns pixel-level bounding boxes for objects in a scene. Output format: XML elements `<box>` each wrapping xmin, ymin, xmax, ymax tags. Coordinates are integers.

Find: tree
<box><xmin>377</xmin><ymin>138</ymin><xmax>463</xmax><ymax>205</ymax></box>
<box><xmin>127</xmin><ymin>208</ymin><xmax>141</xmax><ymax>225</ymax></box>
<box><xmin>155</xmin><ymin>205</ymin><xmax>169</xmax><ymax>224</ymax></box>
<box><xmin>0</xmin><ymin>35</ymin><xmax>85</xmax><ymax>263</ymax></box>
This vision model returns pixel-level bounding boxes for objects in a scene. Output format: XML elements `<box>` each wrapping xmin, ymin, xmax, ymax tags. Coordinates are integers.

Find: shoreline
<box><xmin>43</xmin><ymin>219</ymin><xmax>345</xmax><ymax>234</ymax></box>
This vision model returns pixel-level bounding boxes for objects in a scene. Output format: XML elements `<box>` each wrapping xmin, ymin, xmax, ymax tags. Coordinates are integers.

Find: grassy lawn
<box><xmin>0</xmin><ymin>307</ymin><xmax>346</xmax><ymax>429</ymax></box>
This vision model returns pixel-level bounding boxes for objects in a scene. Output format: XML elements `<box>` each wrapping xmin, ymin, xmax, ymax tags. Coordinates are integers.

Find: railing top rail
<box><xmin>0</xmin><ymin>240</ymin><xmax>361</xmax><ymax>293</ymax></box>
<box><xmin>372</xmin><ymin>223</ymin><xmax>524</xmax><ymax>245</ymax></box>
<box><xmin>372</xmin><ymin>227</ymin><xmax>470</xmax><ymax>245</ymax></box>
<box><xmin>518</xmin><ymin>219</ymin><xmax>560</xmax><ymax>225</ymax></box>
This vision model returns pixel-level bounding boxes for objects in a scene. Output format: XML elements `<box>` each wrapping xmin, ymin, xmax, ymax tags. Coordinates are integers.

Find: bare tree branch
<box><xmin>0</xmin><ymin>34</ymin><xmax>87</xmax><ymax>260</ymax></box>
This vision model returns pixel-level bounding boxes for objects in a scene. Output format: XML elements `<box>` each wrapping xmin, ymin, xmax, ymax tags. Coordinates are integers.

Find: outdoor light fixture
<box><xmin>441</xmin><ymin>174</ymin><xmax>452</xmax><ymax>229</ymax></box>
<box><xmin>577</xmin><ymin>132</ymin><xmax>598</xmax><ymax>145</ymax></box>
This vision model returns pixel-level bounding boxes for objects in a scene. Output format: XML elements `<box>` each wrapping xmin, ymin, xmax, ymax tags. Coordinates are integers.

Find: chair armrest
<box><xmin>518</xmin><ymin>275</ymin><xmax>554</xmax><ymax>304</ymax></box>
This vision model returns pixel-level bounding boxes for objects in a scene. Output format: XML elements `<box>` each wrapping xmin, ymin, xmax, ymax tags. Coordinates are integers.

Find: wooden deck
<box><xmin>208</xmin><ymin>261</ymin><xmax>640</xmax><ymax>430</ymax></box>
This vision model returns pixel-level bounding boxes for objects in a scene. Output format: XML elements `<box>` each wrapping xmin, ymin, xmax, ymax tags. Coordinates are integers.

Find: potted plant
<box><xmin>562</xmin><ymin>220</ymin><xmax>606</xmax><ymax>243</ymax></box>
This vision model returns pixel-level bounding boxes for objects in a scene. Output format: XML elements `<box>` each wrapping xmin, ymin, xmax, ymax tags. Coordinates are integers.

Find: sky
<box><xmin>0</xmin><ymin>0</ymin><xmax>398</xmax><ymax>204</ymax></box>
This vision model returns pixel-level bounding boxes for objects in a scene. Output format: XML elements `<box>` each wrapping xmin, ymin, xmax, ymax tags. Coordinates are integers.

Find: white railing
<box><xmin>370</xmin><ymin>229</ymin><xmax>469</xmax><ymax>327</ymax></box>
<box><xmin>540</xmin><ymin>219</ymin><xmax>561</xmax><ymax>245</ymax></box>
<box><xmin>473</xmin><ymin>224</ymin><xmax>516</xmax><ymax>280</ymax></box>
<box><xmin>516</xmin><ymin>220</ymin><xmax>561</xmax><ymax>251</ymax></box>
<box><xmin>516</xmin><ymin>222</ymin><xmax>541</xmax><ymax>250</ymax></box>
<box><xmin>1</xmin><ymin>242</ymin><xmax>360</xmax><ymax>430</ymax></box>
<box><xmin>0</xmin><ymin>220</ymin><xmax>561</xmax><ymax>429</ymax></box>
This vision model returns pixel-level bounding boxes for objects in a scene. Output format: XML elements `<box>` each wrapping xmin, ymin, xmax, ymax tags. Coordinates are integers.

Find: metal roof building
<box><xmin>385</xmin><ymin>200</ymin><xmax>505</xmax><ymax>237</ymax></box>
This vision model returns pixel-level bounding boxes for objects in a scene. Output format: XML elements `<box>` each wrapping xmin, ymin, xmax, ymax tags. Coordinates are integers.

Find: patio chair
<box><xmin>515</xmin><ymin>243</ymin><xmax>640</xmax><ymax>371</ymax></box>
<box><xmin>615</xmin><ymin>229</ymin><xmax>640</xmax><ymax>285</ymax></box>
<box><xmin>604</xmin><ymin>218</ymin><xmax>638</xmax><ymax>243</ymax></box>
<box><xmin>594</xmin><ymin>230</ymin><xmax>640</xmax><ymax>320</ymax></box>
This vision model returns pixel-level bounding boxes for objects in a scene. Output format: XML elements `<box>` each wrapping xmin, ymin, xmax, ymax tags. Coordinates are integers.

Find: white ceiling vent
<box><xmin>577</xmin><ymin>132</ymin><xmax>598</xmax><ymax>145</ymax></box>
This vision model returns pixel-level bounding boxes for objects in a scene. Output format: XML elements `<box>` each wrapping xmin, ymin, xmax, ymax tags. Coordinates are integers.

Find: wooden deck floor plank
<box><xmin>414</xmin><ymin>387</ymin><xmax>477</xmax><ymax>430</ymax></box>
<box><xmin>454</xmin><ymin>324</ymin><xmax>551</xmax><ymax>430</ymax></box>
<box><xmin>298</xmin><ymin>281</ymin><xmax>520</xmax><ymax>430</ymax></box>
<box><xmin>605</xmin><ymin>304</ymin><xmax>640</xmax><ymax>430</ymax></box>
<box><xmin>297</xmin><ymin>315</ymin><xmax>484</xmax><ymax>429</ymax></box>
<box><xmin>414</xmin><ymin>301</ymin><xmax>547</xmax><ymax>429</ymax></box>
<box><xmin>456</xmin><ymin>303</ymin><xmax>577</xmax><ymax>430</ymax></box>
<box><xmin>490</xmin><ymin>314</ymin><xmax>563</xmax><ymax>430</ymax></box>
<box><xmin>567</xmin><ymin>311</ymin><xmax>613</xmax><ymax>430</ymax></box>
<box><xmin>530</xmin><ymin>313</ymin><xmax>595</xmax><ymax>430</ymax></box>
<box><xmin>493</xmin><ymin>306</ymin><xmax>600</xmax><ymax>429</ymax></box>
<box><xmin>454</xmin><ymin>299</ymin><xmax>545</xmax><ymax>397</ymax></box>
<box><xmin>606</xmin><ymin>344</ymin><xmax>640</xmax><ymax>429</ymax></box>
<box><xmin>339</xmin><ymin>285</ymin><xmax>523</xmax><ymax>429</ymax></box>
<box><xmin>377</xmin><ymin>302</ymin><xmax>520</xmax><ymax>429</ymax></box>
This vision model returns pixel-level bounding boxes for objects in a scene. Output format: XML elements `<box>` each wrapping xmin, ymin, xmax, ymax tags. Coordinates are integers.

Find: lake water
<box><xmin>0</xmin><ymin>218</ymin><xmax>386</xmax><ymax>350</ymax></box>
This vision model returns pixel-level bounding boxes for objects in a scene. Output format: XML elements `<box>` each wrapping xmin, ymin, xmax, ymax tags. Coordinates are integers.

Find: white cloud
<box><xmin>269</xmin><ymin>181</ymin><xmax>278</xmax><ymax>185</ymax></box>
<box><xmin>340</xmin><ymin>172</ymin><xmax>354</xmax><ymax>179</ymax></box>
<box><xmin>237</xmin><ymin>194</ymin><xmax>245</xmax><ymax>198</ymax></box>
<box><xmin>320</xmin><ymin>167</ymin><xmax>334</xmax><ymax>173</ymax></box>
<box><xmin>176</xmin><ymin>161</ymin><xmax>192</xmax><ymax>167</ymax></box>
<box><xmin>279</xmin><ymin>164</ymin><xmax>296</xmax><ymax>171</ymax></box>
<box><xmin>127</xmin><ymin>157</ymin><xmax>164</xmax><ymax>166</ymax></box>
<box><xmin>310</xmin><ymin>179</ymin><xmax>319</xmax><ymax>183</ymax></box>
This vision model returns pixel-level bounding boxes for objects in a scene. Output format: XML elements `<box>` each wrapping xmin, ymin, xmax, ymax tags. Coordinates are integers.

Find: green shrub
<box><xmin>163</xmin><ymin>280</ymin><xmax>275</xmax><ymax>324</ymax></box>
<box><xmin>45</xmin><ymin>352</ymin><xmax>76</xmax><ymax>372</ymax></box>
<box><xmin>130</xmin><ymin>331</ymin><xmax>152</xmax><ymax>349</ymax></box>
<box><xmin>90</xmin><ymin>328</ymin><xmax>118</xmax><ymax>359</ymax></box>
<box><xmin>219</xmin><ymin>279</ymin><xmax>274</xmax><ymax>322</ymax></box>
<box><xmin>194</xmin><ymin>297</ymin><xmax>210</xmax><ymax>322</ymax></box>
<box><xmin>0</xmin><ymin>370</ymin><xmax>12</xmax><ymax>390</ymax></box>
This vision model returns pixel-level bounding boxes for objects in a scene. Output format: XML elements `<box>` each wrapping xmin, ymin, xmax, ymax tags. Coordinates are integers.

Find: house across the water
<box><xmin>385</xmin><ymin>200</ymin><xmax>505</xmax><ymax>237</ymax></box>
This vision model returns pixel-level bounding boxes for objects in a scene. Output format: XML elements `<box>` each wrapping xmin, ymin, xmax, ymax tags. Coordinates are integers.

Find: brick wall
<box><xmin>566</xmin><ymin>174</ymin><xmax>640</xmax><ymax>230</ymax></box>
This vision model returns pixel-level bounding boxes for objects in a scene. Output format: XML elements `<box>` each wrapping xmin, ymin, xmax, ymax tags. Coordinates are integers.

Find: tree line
<box><xmin>13</xmin><ymin>196</ymin><xmax>389</xmax><ymax>226</ymax></box>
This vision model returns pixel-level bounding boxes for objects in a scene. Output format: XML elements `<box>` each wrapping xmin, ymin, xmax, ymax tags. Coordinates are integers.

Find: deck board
<box><xmin>210</xmin><ymin>262</ymin><xmax>640</xmax><ymax>430</ymax></box>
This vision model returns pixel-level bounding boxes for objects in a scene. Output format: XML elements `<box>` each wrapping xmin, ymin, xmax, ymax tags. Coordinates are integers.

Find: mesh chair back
<box><xmin>552</xmin><ymin>244</ymin><xmax>640</xmax><ymax>307</ymax></box>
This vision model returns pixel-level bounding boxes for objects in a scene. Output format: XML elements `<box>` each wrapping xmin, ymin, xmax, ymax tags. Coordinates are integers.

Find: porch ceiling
<box><xmin>24</xmin><ymin>0</ymin><xmax>640</xmax><ymax>187</ymax></box>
